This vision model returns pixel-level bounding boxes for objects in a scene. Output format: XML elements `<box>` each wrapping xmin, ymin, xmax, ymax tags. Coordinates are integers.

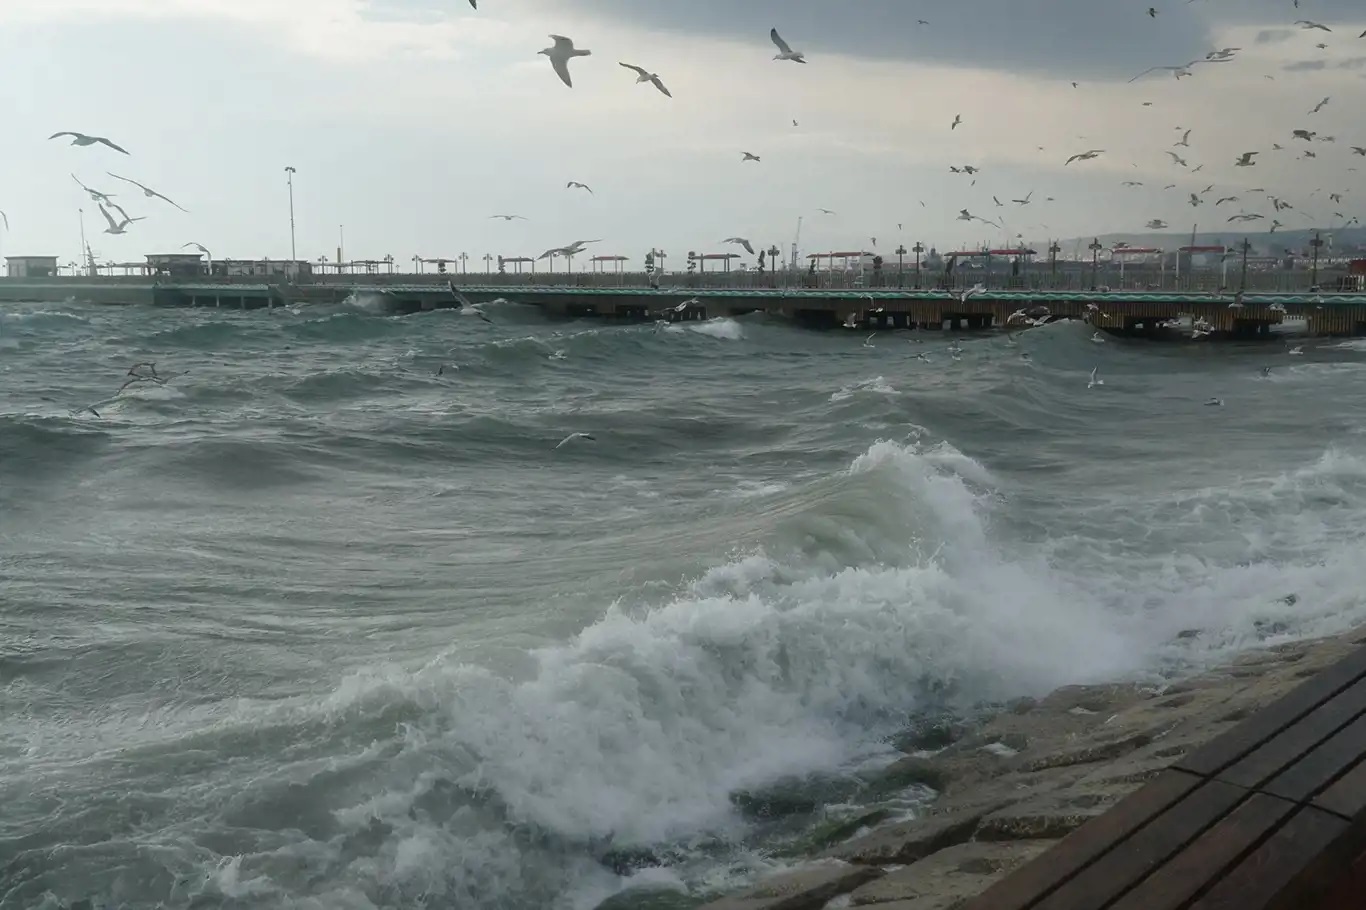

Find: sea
<box><xmin>3</xmin><ymin>297</ymin><xmax>1366</xmax><ymax>910</ymax></box>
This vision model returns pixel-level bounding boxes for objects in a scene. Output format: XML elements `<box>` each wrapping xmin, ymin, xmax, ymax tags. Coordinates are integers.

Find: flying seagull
<box><xmin>448</xmin><ymin>282</ymin><xmax>494</xmax><ymax>323</ymax></box>
<box><xmin>1295</xmin><ymin>20</ymin><xmax>1331</xmax><ymax>32</ymax></box>
<box><xmin>1175</xmin><ymin>129</ymin><xmax>1192</xmax><ymax>147</ymax></box>
<box><xmin>0</xmin><ymin>210</ymin><xmax>7</xmax><ymax>231</ymax></box>
<box><xmin>1127</xmin><ymin>62</ymin><xmax>1200</xmax><ymax>83</ymax></box>
<box><xmin>566</xmin><ymin>181</ymin><xmax>593</xmax><ymax>193</ymax></box>
<box><xmin>1146</xmin><ymin>219</ymin><xmax>1169</xmax><ymax>229</ymax></box>
<box><xmin>539</xmin><ymin>35</ymin><xmax>591</xmax><ymax>88</ymax></box>
<box><xmin>1088</xmin><ymin>367</ymin><xmax>1103</xmax><ymax>389</ymax></box>
<box><xmin>97</xmin><ymin>203</ymin><xmax>143</xmax><ymax>235</ymax></box>
<box><xmin>71</xmin><ymin>173</ymin><xmax>116</xmax><ymax>203</ymax></box>
<box><xmin>741</xmin><ymin>152</ymin><xmax>761</xmax><ymax>162</ymax></box>
<box><xmin>1310</xmin><ymin>97</ymin><xmax>1330</xmax><ymax>114</ymax></box>
<box><xmin>722</xmin><ymin>237</ymin><xmax>755</xmax><ymax>255</ymax></box>
<box><xmin>1292</xmin><ymin>129</ymin><xmax>1315</xmax><ymax>141</ymax></box>
<box><xmin>105</xmin><ymin>173</ymin><xmax>187</xmax><ymax>212</ymax></box>
<box><xmin>181</xmin><ymin>242</ymin><xmax>212</xmax><ymax>264</ymax></box>
<box><xmin>817</xmin><ymin>208</ymin><xmax>835</xmax><ymax>214</ymax></box>
<box><xmin>1065</xmin><ymin>149</ymin><xmax>1105</xmax><ymax>164</ymax></box>
<box><xmin>619</xmin><ymin>62</ymin><xmax>671</xmax><ymax>97</ymax></box>
<box><xmin>489</xmin><ymin>214</ymin><xmax>527</xmax><ymax>221</ymax></box>
<box><xmin>1352</xmin><ymin>147</ymin><xmax>1366</xmax><ymax>156</ymax></box>
<box><xmin>1227</xmin><ymin>213</ymin><xmax>1264</xmax><ymax>223</ymax></box>
<box><xmin>1235</xmin><ymin>152</ymin><xmax>1258</xmax><ymax>167</ymax></box>
<box><xmin>951</xmin><ymin>114</ymin><xmax>962</xmax><ymax>129</ymax></box>
<box><xmin>1012</xmin><ymin>191</ymin><xmax>1034</xmax><ymax>205</ymax></box>
<box><xmin>770</xmin><ymin>28</ymin><xmax>806</xmax><ymax>63</ymax></box>
<box><xmin>1167</xmin><ymin>151</ymin><xmax>1189</xmax><ymax>167</ymax></box>
<box><xmin>555</xmin><ymin>432</ymin><xmax>595</xmax><ymax>449</ymax></box>
<box><xmin>49</xmin><ymin>131</ymin><xmax>129</xmax><ymax>154</ymax></box>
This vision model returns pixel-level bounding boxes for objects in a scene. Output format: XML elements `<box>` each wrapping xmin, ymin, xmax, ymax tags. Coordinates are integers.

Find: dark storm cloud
<box><xmin>563</xmin><ymin>0</ymin><xmax>1220</xmax><ymax>81</ymax></box>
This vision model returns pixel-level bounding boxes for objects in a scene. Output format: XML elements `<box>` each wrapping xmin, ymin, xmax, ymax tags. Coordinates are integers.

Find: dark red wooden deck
<box><xmin>959</xmin><ymin>642</ymin><xmax>1366</xmax><ymax>910</ymax></box>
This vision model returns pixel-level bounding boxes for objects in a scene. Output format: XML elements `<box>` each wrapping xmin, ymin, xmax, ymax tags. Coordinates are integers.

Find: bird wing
<box><xmin>549</xmin><ymin>52</ymin><xmax>574</xmax><ymax>87</ymax></box>
<box><xmin>108</xmin><ymin>201</ymin><xmax>134</xmax><ymax>222</ymax></box>
<box><xmin>97</xmin><ymin>136</ymin><xmax>130</xmax><ymax>155</ymax></box>
<box><xmin>97</xmin><ymin>204</ymin><xmax>119</xmax><ymax>231</ymax></box>
<box><xmin>770</xmin><ymin>28</ymin><xmax>794</xmax><ymax>54</ymax></box>
<box><xmin>549</xmin><ymin>35</ymin><xmax>575</xmax><ymax>50</ymax></box>
<box><xmin>619</xmin><ymin>62</ymin><xmax>649</xmax><ymax>78</ymax></box>
<box><xmin>0</xmin><ymin>210</ymin><xmax>8</xmax><ymax>231</ymax></box>
<box><xmin>740</xmin><ymin>240</ymin><xmax>754</xmax><ymax>254</ymax></box>
<box><xmin>650</xmin><ymin>75</ymin><xmax>672</xmax><ymax>97</ymax></box>
<box><xmin>49</xmin><ymin>131</ymin><xmax>80</xmax><ymax>140</ymax></box>
<box><xmin>106</xmin><ymin>172</ymin><xmax>144</xmax><ymax>191</ymax></box>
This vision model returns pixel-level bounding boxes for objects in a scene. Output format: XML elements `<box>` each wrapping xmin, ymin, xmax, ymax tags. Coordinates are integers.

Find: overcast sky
<box><xmin>1</xmin><ymin>0</ymin><xmax>1363</xmax><ymax>268</ymax></box>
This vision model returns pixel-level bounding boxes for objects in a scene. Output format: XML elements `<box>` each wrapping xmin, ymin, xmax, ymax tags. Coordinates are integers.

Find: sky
<box><xmin>1</xmin><ymin>0</ymin><xmax>1364</xmax><ymax>269</ymax></box>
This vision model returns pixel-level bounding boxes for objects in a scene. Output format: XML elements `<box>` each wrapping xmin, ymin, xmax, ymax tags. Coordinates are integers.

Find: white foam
<box><xmin>830</xmin><ymin>376</ymin><xmax>900</xmax><ymax>402</ymax></box>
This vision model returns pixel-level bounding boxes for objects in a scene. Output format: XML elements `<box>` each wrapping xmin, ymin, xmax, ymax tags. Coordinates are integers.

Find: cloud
<box><xmin>1284</xmin><ymin>60</ymin><xmax>1329</xmax><ymax>71</ymax></box>
<box><xmin>1255</xmin><ymin>29</ymin><xmax>1295</xmax><ymax>44</ymax></box>
<box><xmin>553</xmin><ymin>0</ymin><xmax>1216</xmax><ymax>81</ymax></box>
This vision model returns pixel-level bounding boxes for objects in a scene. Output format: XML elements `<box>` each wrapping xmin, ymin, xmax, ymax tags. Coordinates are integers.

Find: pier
<box><xmin>2</xmin><ymin>276</ymin><xmax>1366</xmax><ymax>337</ymax></box>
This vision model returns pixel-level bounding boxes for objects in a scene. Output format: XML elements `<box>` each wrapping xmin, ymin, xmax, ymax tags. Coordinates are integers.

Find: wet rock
<box><xmin>599</xmin><ymin>845</ymin><xmax>667</xmax><ymax>876</ymax></box>
<box><xmin>594</xmin><ymin>887</ymin><xmax>697</xmax><ymax>910</ymax></box>
<box><xmin>1175</xmin><ymin>629</ymin><xmax>1203</xmax><ymax>640</ymax></box>
<box><xmin>847</xmin><ymin>840</ymin><xmax>1055</xmax><ymax>907</ymax></box>
<box><xmin>823</xmin><ymin>812</ymin><xmax>985</xmax><ymax>866</ymax></box>
<box><xmin>977</xmin><ymin>784</ymin><xmax>1129</xmax><ymax>841</ymax></box>
<box><xmin>730</xmin><ymin>775</ymin><xmax>863</xmax><ymax>821</ymax></box>
<box><xmin>870</xmin><ymin>757</ymin><xmax>951</xmax><ymax>794</ymax></box>
<box><xmin>1007</xmin><ymin>696</ymin><xmax>1039</xmax><ymax>715</ymax></box>
<box><xmin>892</xmin><ymin>715</ymin><xmax>969</xmax><ymax>753</ymax></box>
<box><xmin>1019</xmin><ymin>732</ymin><xmax>1153</xmax><ymax>773</ymax></box>
<box><xmin>697</xmin><ymin>861</ymin><xmax>882</xmax><ymax>910</ymax></box>
<box><xmin>786</xmin><ymin>809</ymin><xmax>893</xmax><ymax>855</ymax></box>
<box><xmin>1036</xmin><ymin>683</ymin><xmax>1144</xmax><ymax>716</ymax></box>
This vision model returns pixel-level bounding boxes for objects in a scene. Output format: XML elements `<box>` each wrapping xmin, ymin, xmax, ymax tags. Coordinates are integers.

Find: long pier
<box><xmin>2</xmin><ymin>278</ymin><xmax>1366</xmax><ymax>337</ymax></box>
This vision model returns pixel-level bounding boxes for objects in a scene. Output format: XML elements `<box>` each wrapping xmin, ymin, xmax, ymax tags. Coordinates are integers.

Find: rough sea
<box><xmin>3</xmin><ymin>297</ymin><xmax>1366</xmax><ymax>910</ymax></box>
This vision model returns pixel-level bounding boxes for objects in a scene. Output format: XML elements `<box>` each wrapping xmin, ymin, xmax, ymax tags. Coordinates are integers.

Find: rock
<box><xmin>1019</xmin><ymin>732</ymin><xmax>1153</xmax><ymax>773</ymax></box>
<box><xmin>892</xmin><ymin>715</ymin><xmax>968</xmax><ymax>753</ymax></box>
<box><xmin>823</xmin><ymin>812</ymin><xmax>985</xmax><ymax>866</ymax></box>
<box><xmin>785</xmin><ymin>809</ymin><xmax>892</xmax><ymax>855</ymax></box>
<box><xmin>976</xmin><ymin>783</ymin><xmax>1130</xmax><ymax>841</ymax></box>
<box><xmin>697</xmin><ymin>861</ymin><xmax>883</xmax><ymax>910</ymax></box>
<box><xmin>598</xmin><ymin>845</ymin><xmax>667</xmax><ymax>876</ymax></box>
<box><xmin>593</xmin><ymin>887</ymin><xmax>696</xmax><ymax>910</ymax></box>
<box><xmin>870</xmin><ymin>756</ymin><xmax>950</xmax><ymax>794</ymax></box>
<box><xmin>730</xmin><ymin>775</ymin><xmax>863</xmax><ymax>821</ymax></box>
<box><xmin>1036</xmin><ymin>683</ymin><xmax>1144</xmax><ymax>716</ymax></box>
<box><xmin>1175</xmin><ymin>629</ymin><xmax>1202</xmax><ymax>640</ymax></box>
<box><xmin>1007</xmin><ymin>696</ymin><xmax>1039</xmax><ymax>715</ymax></box>
<box><xmin>847</xmin><ymin>840</ymin><xmax>1055</xmax><ymax>907</ymax></box>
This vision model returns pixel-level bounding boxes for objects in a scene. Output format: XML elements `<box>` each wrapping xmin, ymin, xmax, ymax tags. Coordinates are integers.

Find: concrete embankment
<box><xmin>656</xmin><ymin>625</ymin><xmax>1366</xmax><ymax>910</ymax></box>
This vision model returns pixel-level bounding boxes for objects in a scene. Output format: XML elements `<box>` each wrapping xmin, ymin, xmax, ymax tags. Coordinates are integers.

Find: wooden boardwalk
<box><xmin>960</xmin><ymin>643</ymin><xmax>1366</xmax><ymax>910</ymax></box>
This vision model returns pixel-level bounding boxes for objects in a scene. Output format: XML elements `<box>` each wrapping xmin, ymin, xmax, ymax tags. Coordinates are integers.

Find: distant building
<box><xmin>5</xmin><ymin>256</ymin><xmax>59</xmax><ymax>278</ymax></box>
<box><xmin>145</xmin><ymin>253</ymin><xmax>206</xmax><ymax>279</ymax></box>
<box><xmin>209</xmin><ymin>259</ymin><xmax>314</xmax><ymax>280</ymax></box>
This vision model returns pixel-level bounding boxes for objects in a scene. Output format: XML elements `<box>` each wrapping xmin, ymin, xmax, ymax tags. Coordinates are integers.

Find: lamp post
<box><xmin>1309</xmin><ymin>231</ymin><xmax>1324</xmax><ymax>288</ymax></box>
<box><xmin>483</xmin><ymin>253</ymin><xmax>493</xmax><ymax>274</ymax></box>
<box><xmin>1088</xmin><ymin>238</ymin><xmax>1103</xmax><ymax>291</ymax></box>
<box><xmin>767</xmin><ymin>245</ymin><xmax>780</xmax><ymax>287</ymax></box>
<box><xmin>458</xmin><ymin>252</ymin><xmax>469</xmax><ymax>274</ymax></box>
<box><xmin>912</xmin><ymin>241</ymin><xmax>925</xmax><ymax>289</ymax></box>
<box><xmin>1239</xmin><ymin>238</ymin><xmax>1252</xmax><ymax>291</ymax></box>
<box><xmin>284</xmin><ymin>166</ymin><xmax>297</xmax><ymax>261</ymax></box>
<box><xmin>895</xmin><ymin>244</ymin><xmax>907</xmax><ymax>288</ymax></box>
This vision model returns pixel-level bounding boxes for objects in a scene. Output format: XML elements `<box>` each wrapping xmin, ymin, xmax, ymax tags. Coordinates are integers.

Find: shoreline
<box><xmin>624</xmin><ymin>624</ymin><xmax>1366</xmax><ymax>910</ymax></box>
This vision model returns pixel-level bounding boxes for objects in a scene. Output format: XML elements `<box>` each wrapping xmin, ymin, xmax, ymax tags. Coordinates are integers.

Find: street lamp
<box><xmin>1309</xmin><ymin>231</ymin><xmax>1324</xmax><ymax>289</ymax></box>
<box><xmin>1239</xmin><ymin>238</ymin><xmax>1252</xmax><ymax>291</ymax></box>
<box><xmin>458</xmin><ymin>252</ymin><xmax>469</xmax><ymax>274</ymax></box>
<box><xmin>895</xmin><ymin>244</ymin><xmax>907</xmax><ymax>288</ymax></box>
<box><xmin>1088</xmin><ymin>238</ymin><xmax>1103</xmax><ymax>291</ymax></box>
<box><xmin>284</xmin><ymin>166</ymin><xmax>297</xmax><ymax>261</ymax></box>
<box><xmin>483</xmin><ymin>253</ymin><xmax>493</xmax><ymax>274</ymax></box>
<box><xmin>912</xmin><ymin>242</ymin><xmax>925</xmax><ymax>289</ymax></box>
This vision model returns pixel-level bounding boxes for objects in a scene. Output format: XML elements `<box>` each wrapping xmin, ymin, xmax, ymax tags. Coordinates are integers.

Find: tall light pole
<box><xmin>1239</xmin><ymin>238</ymin><xmax>1252</xmax><ymax>291</ymax></box>
<box><xmin>459</xmin><ymin>252</ymin><xmax>469</xmax><ymax>274</ymax></box>
<box><xmin>912</xmin><ymin>242</ymin><xmax>925</xmax><ymax>289</ymax></box>
<box><xmin>78</xmin><ymin>208</ymin><xmax>89</xmax><ymax>276</ymax></box>
<box><xmin>483</xmin><ymin>253</ymin><xmax>493</xmax><ymax>274</ymax></box>
<box><xmin>895</xmin><ymin>244</ymin><xmax>907</xmax><ymax>288</ymax></box>
<box><xmin>1310</xmin><ymin>231</ymin><xmax>1323</xmax><ymax>288</ymax></box>
<box><xmin>1088</xmin><ymin>238</ymin><xmax>1103</xmax><ymax>291</ymax></box>
<box><xmin>284</xmin><ymin>166</ymin><xmax>297</xmax><ymax>261</ymax></box>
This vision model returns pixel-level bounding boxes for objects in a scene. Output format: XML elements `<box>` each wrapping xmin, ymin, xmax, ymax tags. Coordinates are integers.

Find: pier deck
<box><xmin>2</xmin><ymin>278</ymin><xmax>1366</xmax><ymax>336</ymax></box>
<box><xmin>961</xmin><ymin>641</ymin><xmax>1366</xmax><ymax>910</ymax></box>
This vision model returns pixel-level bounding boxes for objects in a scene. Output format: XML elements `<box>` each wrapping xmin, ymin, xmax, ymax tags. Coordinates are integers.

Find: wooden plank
<box><xmin>1313</xmin><ymin>753</ymin><xmax>1366</xmax><ymax>821</ymax></box>
<box><xmin>1177</xmin><ymin>646</ymin><xmax>1366</xmax><ymax>778</ymax></box>
<box><xmin>1106</xmin><ymin>793</ymin><xmax>1297</xmax><ymax>910</ymax></box>
<box><xmin>956</xmin><ymin>770</ymin><xmax>1202</xmax><ymax>910</ymax></box>
<box><xmin>1187</xmin><ymin>807</ymin><xmax>1350</xmax><ymax>910</ymax></box>
<box><xmin>1031</xmin><ymin>779</ymin><xmax>1247</xmax><ymax>910</ymax></box>
<box><xmin>1217</xmin><ymin>677</ymin><xmax>1366</xmax><ymax>792</ymax></box>
<box><xmin>1264</xmin><ymin>712</ymin><xmax>1366</xmax><ymax>805</ymax></box>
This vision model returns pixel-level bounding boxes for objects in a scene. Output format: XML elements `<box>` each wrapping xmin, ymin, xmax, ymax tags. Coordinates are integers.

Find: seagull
<box><xmin>181</xmin><ymin>242</ymin><xmax>212</xmax><ymax>264</ymax></box>
<box><xmin>1205</xmin><ymin>398</ymin><xmax>1224</xmax><ymax>407</ymax></box>
<box><xmin>555</xmin><ymin>433</ymin><xmax>595</xmax><ymax>449</ymax></box>
<box><xmin>951</xmin><ymin>114</ymin><xmax>962</xmax><ymax>129</ymax></box>
<box><xmin>1146</xmin><ymin>219</ymin><xmax>1169</xmax><ymax>229</ymax></box>
<box><xmin>539</xmin><ymin>35</ymin><xmax>591</xmax><ymax>88</ymax></box>
<box><xmin>1148</xmin><ymin>7</ymin><xmax>1157</xmax><ymax>16</ymax></box>
<box><xmin>1122</xmin><ymin>180</ymin><xmax>1144</xmax><ymax>186</ymax></box>
<box><xmin>49</xmin><ymin>131</ymin><xmax>129</xmax><ymax>154</ymax></box>
<box><xmin>1295</xmin><ymin>20</ymin><xmax>1331</xmax><ymax>32</ymax></box>
<box><xmin>741</xmin><ymin>152</ymin><xmax>761</xmax><ymax>162</ymax></box>
<box><xmin>1288</xmin><ymin>345</ymin><xmax>1304</xmax><ymax>356</ymax></box>
<box><xmin>105</xmin><ymin>173</ymin><xmax>187</xmax><ymax>211</ymax></box>
<box><xmin>566</xmin><ymin>181</ymin><xmax>593</xmax><ymax>193</ymax></box>
<box><xmin>489</xmin><ymin>214</ymin><xmax>527</xmax><ymax>221</ymax></box>
<box><xmin>0</xmin><ymin>210</ymin><xmax>7</xmax><ymax>231</ymax></box>
<box><xmin>1167</xmin><ymin>151</ymin><xmax>1189</xmax><ymax>167</ymax></box>
<box><xmin>619</xmin><ymin>62</ymin><xmax>672</xmax><ymax>97</ymax></box>
<box><xmin>1292</xmin><ymin>129</ymin><xmax>1316</xmax><ymax>141</ymax></box>
<box><xmin>817</xmin><ymin>208</ymin><xmax>836</xmax><ymax>215</ymax></box>
<box><xmin>864</xmin><ymin>333</ymin><xmax>877</xmax><ymax>348</ymax></box>
<box><xmin>1310</xmin><ymin>97</ymin><xmax>1330</xmax><ymax>114</ymax></box>
<box><xmin>1012</xmin><ymin>192</ymin><xmax>1034</xmax><ymax>205</ymax></box>
<box><xmin>97</xmin><ymin>202</ymin><xmax>143</xmax><ymax>234</ymax></box>
<box><xmin>71</xmin><ymin>173</ymin><xmax>116</xmax><ymax>203</ymax></box>
<box><xmin>1352</xmin><ymin>147</ymin><xmax>1366</xmax><ymax>156</ymax></box>
<box><xmin>448</xmin><ymin>282</ymin><xmax>493</xmax><ymax>323</ymax></box>
<box><xmin>1175</xmin><ymin>129</ymin><xmax>1192</xmax><ymax>147</ymax></box>
<box><xmin>1235</xmin><ymin>152</ymin><xmax>1258</xmax><ymax>167</ymax></box>
<box><xmin>1065</xmin><ymin>149</ymin><xmax>1104</xmax><ymax>165</ymax></box>
<box><xmin>957</xmin><ymin>283</ymin><xmax>986</xmax><ymax>304</ymax></box>
<box><xmin>1127</xmin><ymin>62</ymin><xmax>1200</xmax><ymax>83</ymax></box>
<box><xmin>722</xmin><ymin>237</ymin><xmax>755</xmax><ymax>255</ymax></box>
<box><xmin>1215</xmin><ymin>195</ymin><xmax>1239</xmax><ymax>206</ymax></box>
<box><xmin>770</xmin><ymin>28</ymin><xmax>806</xmax><ymax>63</ymax></box>
<box><xmin>1088</xmin><ymin>367</ymin><xmax>1103</xmax><ymax>388</ymax></box>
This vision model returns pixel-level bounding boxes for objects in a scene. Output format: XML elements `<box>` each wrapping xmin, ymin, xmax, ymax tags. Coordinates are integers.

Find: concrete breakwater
<box><xmin>598</xmin><ymin>625</ymin><xmax>1366</xmax><ymax>910</ymax></box>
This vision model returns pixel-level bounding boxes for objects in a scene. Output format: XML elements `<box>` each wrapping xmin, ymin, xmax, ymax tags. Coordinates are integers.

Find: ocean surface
<box><xmin>3</xmin><ymin>297</ymin><xmax>1366</xmax><ymax>910</ymax></box>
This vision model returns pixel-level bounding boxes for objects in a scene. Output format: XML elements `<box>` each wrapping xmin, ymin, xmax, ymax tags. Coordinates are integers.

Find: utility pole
<box><xmin>285</xmin><ymin>166</ymin><xmax>297</xmax><ymax>261</ymax></box>
<box><xmin>1310</xmin><ymin>231</ymin><xmax>1324</xmax><ymax>288</ymax></box>
<box><xmin>1088</xmin><ymin>238</ymin><xmax>1103</xmax><ymax>290</ymax></box>
<box><xmin>912</xmin><ymin>241</ymin><xmax>925</xmax><ymax>289</ymax></box>
<box><xmin>78</xmin><ymin>208</ymin><xmax>88</xmax><ymax>276</ymax></box>
<box><xmin>1239</xmin><ymin>238</ymin><xmax>1252</xmax><ymax>290</ymax></box>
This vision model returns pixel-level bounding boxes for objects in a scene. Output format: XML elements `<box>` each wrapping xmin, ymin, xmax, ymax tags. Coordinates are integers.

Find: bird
<box><xmin>1167</xmin><ymin>151</ymin><xmax>1189</xmax><ymax>167</ymax></box>
<box><xmin>863</xmin><ymin>333</ymin><xmax>877</xmax><ymax>348</ymax></box>
<box><xmin>105</xmin><ymin>173</ymin><xmax>187</xmax><ymax>211</ymax></box>
<box><xmin>1127</xmin><ymin>62</ymin><xmax>1200</xmax><ymax>83</ymax></box>
<box><xmin>1146</xmin><ymin>219</ymin><xmax>1169</xmax><ymax>229</ymax></box>
<box><xmin>489</xmin><ymin>214</ymin><xmax>527</xmax><ymax>221</ymax></box>
<box><xmin>1295</xmin><ymin>20</ymin><xmax>1331</xmax><ymax>32</ymax></box>
<box><xmin>49</xmin><ymin>131</ymin><xmax>129</xmax><ymax>154</ymax></box>
<box><xmin>1175</xmin><ymin>129</ymin><xmax>1192</xmax><ymax>147</ymax></box>
<box><xmin>555</xmin><ymin>433</ymin><xmax>595</xmax><ymax>449</ymax></box>
<box><xmin>1205</xmin><ymin>398</ymin><xmax>1224</xmax><ymax>407</ymax></box>
<box><xmin>1012</xmin><ymin>192</ymin><xmax>1034</xmax><ymax>205</ymax></box>
<box><xmin>97</xmin><ymin>202</ymin><xmax>143</xmax><ymax>234</ymax></box>
<box><xmin>1065</xmin><ymin>149</ymin><xmax>1104</xmax><ymax>165</ymax></box>
<box><xmin>1292</xmin><ymin>129</ymin><xmax>1316</xmax><ymax>141</ymax></box>
<box><xmin>741</xmin><ymin>152</ymin><xmax>761</xmax><ymax>162</ymax></box>
<box><xmin>71</xmin><ymin>173</ymin><xmax>116</xmax><ymax>203</ymax></box>
<box><xmin>770</xmin><ymin>28</ymin><xmax>806</xmax><ymax>63</ymax></box>
<box><xmin>566</xmin><ymin>181</ymin><xmax>593</xmax><ymax>193</ymax></box>
<box><xmin>1148</xmin><ymin>6</ymin><xmax>1157</xmax><ymax>17</ymax></box>
<box><xmin>1227</xmin><ymin>213</ymin><xmax>1264</xmax><ymax>223</ymax></box>
<box><xmin>181</xmin><ymin>242</ymin><xmax>212</xmax><ymax>264</ymax></box>
<box><xmin>817</xmin><ymin>208</ymin><xmax>836</xmax><ymax>215</ymax></box>
<box><xmin>1088</xmin><ymin>367</ymin><xmax>1103</xmax><ymax>389</ymax></box>
<box><xmin>1235</xmin><ymin>152</ymin><xmax>1258</xmax><ymax>167</ymax></box>
<box><xmin>1215</xmin><ymin>196</ymin><xmax>1239</xmax><ymax>206</ymax></box>
<box><xmin>722</xmin><ymin>237</ymin><xmax>755</xmax><ymax>255</ymax></box>
<box><xmin>0</xmin><ymin>210</ymin><xmax>7</xmax><ymax>231</ymax></box>
<box><xmin>619</xmin><ymin>63</ymin><xmax>671</xmax><ymax>97</ymax></box>
<box><xmin>1310</xmin><ymin>97</ymin><xmax>1330</xmax><ymax>114</ymax></box>
<box><xmin>539</xmin><ymin>35</ymin><xmax>591</xmax><ymax>88</ymax></box>
<box><xmin>448</xmin><ymin>283</ymin><xmax>494</xmax><ymax>323</ymax></box>
<box><xmin>1353</xmin><ymin>147</ymin><xmax>1366</xmax><ymax>156</ymax></box>
<box><xmin>951</xmin><ymin>114</ymin><xmax>962</xmax><ymax>130</ymax></box>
